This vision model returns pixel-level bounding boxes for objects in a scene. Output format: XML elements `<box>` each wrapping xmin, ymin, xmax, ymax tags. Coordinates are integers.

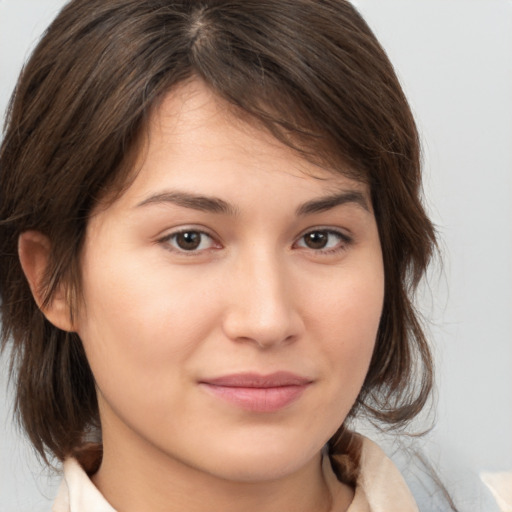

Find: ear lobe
<box><xmin>18</xmin><ymin>230</ymin><xmax>75</xmax><ymax>332</ymax></box>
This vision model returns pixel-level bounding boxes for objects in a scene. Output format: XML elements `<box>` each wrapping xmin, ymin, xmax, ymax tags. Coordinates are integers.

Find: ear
<box><xmin>18</xmin><ymin>230</ymin><xmax>75</xmax><ymax>332</ymax></box>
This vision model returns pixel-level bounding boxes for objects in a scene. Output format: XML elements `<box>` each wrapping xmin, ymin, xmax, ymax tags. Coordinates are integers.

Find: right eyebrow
<box><xmin>135</xmin><ymin>191</ymin><xmax>240</xmax><ymax>216</ymax></box>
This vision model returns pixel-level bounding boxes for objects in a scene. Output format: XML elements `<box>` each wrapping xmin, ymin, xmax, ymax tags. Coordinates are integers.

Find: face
<box><xmin>74</xmin><ymin>79</ymin><xmax>384</xmax><ymax>483</ymax></box>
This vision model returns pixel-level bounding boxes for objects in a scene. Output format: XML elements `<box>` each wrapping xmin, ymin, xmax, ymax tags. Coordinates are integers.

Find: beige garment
<box><xmin>481</xmin><ymin>472</ymin><xmax>512</xmax><ymax>512</ymax></box>
<box><xmin>326</xmin><ymin>437</ymin><xmax>418</xmax><ymax>512</ymax></box>
<box><xmin>52</xmin><ymin>436</ymin><xmax>418</xmax><ymax>512</ymax></box>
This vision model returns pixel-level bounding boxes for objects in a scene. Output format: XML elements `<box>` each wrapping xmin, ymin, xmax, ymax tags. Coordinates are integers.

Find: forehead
<box><xmin>108</xmin><ymin>79</ymin><xmax>370</xmax><ymax>211</ymax></box>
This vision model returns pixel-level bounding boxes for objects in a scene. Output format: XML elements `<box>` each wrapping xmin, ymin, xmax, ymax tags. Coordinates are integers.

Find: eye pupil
<box><xmin>304</xmin><ymin>231</ymin><xmax>328</xmax><ymax>249</ymax></box>
<box><xmin>176</xmin><ymin>232</ymin><xmax>201</xmax><ymax>250</ymax></box>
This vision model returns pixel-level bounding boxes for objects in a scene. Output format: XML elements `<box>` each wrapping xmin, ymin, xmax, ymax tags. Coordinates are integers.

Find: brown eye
<box><xmin>163</xmin><ymin>230</ymin><xmax>216</xmax><ymax>253</ymax></box>
<box><xmin>175</xmin><ymin>231</ymin><xmax>202</xmax><ymax>250</ymax></box>
<box><xmin>303</xmin><ymin>231</ymin><xmax>329</xmax><ymax>249</ymax></box>
<box><xmin>296</xmin><ymin>229</ymin><xmax>350</xmax><ymax>253</ymax></box>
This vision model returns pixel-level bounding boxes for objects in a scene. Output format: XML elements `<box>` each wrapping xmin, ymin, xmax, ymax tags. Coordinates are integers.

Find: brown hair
<box><xmin>0</xmin><ymin>0</ymin><xmax>436</xmax><ymax>476</ymax></box>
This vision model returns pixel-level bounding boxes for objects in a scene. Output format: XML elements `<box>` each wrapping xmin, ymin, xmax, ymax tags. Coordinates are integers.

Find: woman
<box><xmin>0</xmin><ymin>1</ymin><xmax>437</xmax><ymax>510</ymax></box>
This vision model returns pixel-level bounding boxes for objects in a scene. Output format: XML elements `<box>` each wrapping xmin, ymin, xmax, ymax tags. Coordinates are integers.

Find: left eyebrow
<box><xmin>296</xmin><ymin>190</ymin><xmax>370</xmax><ymax>216</ymax></box>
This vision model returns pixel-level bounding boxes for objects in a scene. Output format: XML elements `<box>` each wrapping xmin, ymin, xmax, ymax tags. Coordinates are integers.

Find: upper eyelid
<box><xmin>296</xmin><ymin>226</ymin><xmax>352</xmax><ymax>241</ymax></box>
<box><xmin>158</xmin><ymin>225</ymin><xmax>217</xmax><ymax>240</ymax></box>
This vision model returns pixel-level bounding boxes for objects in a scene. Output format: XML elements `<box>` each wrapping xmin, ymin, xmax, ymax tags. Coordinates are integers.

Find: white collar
<box><xmin>52</xmin><ymin>457</ymin><xmax>115</xmax><ymax>512</ymax></box>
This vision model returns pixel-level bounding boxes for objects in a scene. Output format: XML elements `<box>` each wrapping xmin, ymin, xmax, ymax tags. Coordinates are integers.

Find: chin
<box><xmin>211</xmin><ymin>458</ymin><xmax>308</xmax><ymax>483</ymax></box>
<box><xmin>201</xmin><ymin>437</ymin><xmax>323</xmax><ymax>483</ymax></box>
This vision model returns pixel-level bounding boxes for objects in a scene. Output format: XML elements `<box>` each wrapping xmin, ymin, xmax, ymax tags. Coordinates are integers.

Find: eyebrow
<box><xmin>295</xmin><ymin>190</ymin><xmax>370</xmax><ymax>216</ymax></box>
<box><xmin>136</xmin><ymin>189</ymin><xmax>369</xmax><ymax>216</ymax></box>
<box><xmin>136</xmin><ymin>191</ymin><xmax>239</xmax><ymax>216</ymax></box>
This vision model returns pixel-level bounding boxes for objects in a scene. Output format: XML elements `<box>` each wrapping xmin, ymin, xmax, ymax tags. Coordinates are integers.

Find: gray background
<box><xmin>1</xmin><ymin>1</ymin><xmax>511</xmax><ymax>510</ymax></box>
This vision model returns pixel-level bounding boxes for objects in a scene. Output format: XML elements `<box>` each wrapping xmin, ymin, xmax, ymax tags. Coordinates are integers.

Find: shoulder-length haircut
<box><xmin>0</xmin><ymin>0</ymin><xmax>436</xmax><ymax>475</ymax></box>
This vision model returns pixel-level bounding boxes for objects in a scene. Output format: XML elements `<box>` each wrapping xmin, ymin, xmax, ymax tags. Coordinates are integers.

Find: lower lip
<box><xmin>200</xmin><ymin>384</ymin><xmax>309</xmax><ymax>413</ymax></box>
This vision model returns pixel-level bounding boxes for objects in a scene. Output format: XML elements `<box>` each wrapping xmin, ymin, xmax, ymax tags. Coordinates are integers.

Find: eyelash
<box><xmin>158</xmin><ymin>227</ymin><xmax>352</xmax><ymax>256</ymax></box>
<box><xmin>158</xmin><ymin>228</ymin><xmax>220</xmax><ymax>255</ymax></box>
<box><xmin>294</xmin><ymin>228</ymin><xmax>352</xmax><ymax>255</ymax></box>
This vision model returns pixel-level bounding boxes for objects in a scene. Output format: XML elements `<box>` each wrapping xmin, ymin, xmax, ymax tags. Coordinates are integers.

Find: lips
<box><xmin>199</xmin><ymin>372</ymin><xmax>312</xmax><ymax>413</ymax></box>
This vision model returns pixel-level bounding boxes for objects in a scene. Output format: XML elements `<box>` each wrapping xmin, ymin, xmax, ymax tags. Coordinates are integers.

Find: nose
<box><xmin>221</xmin><ymin>250</ymin><xmax>304</xmax><ymax>349</ymax></box>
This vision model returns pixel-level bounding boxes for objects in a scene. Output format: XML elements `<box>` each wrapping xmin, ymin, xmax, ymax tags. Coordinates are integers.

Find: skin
<box><xmin>20</xmin><ymin>79</ymin><xmax>384</xmax><ymax>512</ymax></box>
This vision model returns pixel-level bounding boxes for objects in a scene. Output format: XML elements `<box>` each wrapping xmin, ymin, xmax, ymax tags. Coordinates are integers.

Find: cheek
<box><xmin>74</xmin><ymin>251</ymin><xmax>221</xmax><ymax>398</ymax></box>
<box><xmin>306</xmin><ymin>261</ymin><xmax>384</xmax><ymax>397</ymax></box>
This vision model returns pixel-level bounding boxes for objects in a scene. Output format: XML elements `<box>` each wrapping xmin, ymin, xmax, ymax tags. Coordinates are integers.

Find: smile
<box><xmin>199</xmin><ymin>372</ymin><xmax>312</xmax><ymax>413</ymax></box>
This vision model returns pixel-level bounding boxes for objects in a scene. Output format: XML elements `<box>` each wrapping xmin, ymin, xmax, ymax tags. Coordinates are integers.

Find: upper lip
<box><xmin>200</xmin><ymin>372</ymin><xmax>312</xmax><ymax>388</ymax></box>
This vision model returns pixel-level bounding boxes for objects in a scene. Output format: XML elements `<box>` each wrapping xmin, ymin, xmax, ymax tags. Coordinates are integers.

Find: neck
<box><xmin>91</xmin><ymin>428</ymin><xmax>353</xmax><ymax>512</ymax></box>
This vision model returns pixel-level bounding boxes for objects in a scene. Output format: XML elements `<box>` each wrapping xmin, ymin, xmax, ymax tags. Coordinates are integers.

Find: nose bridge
<box><xmin>222</xmin><ymin>245</ymin><xmax>302</xmax><ymax>347</ymax></box>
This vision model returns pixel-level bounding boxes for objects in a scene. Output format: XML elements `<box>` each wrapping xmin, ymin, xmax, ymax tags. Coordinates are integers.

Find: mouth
<box><xmin>198</xmin><ymin>372</ymin><xmax>313</xmax><ymax>413</ymax></box>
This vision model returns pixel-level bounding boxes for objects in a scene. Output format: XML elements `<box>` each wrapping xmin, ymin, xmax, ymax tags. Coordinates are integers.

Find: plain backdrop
<box><xmin>1</xmin><ymin>1</ymin><xmax>511</xmax><ymax>511</ymax></box>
